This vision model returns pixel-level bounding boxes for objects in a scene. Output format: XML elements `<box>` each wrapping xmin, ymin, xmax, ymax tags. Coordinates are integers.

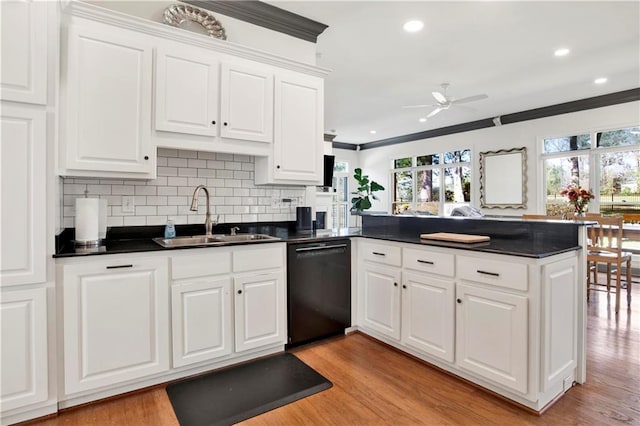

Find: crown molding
<box><xmin>184</xmin><ymin>1</ymin><xmax>328</xmax><ymax>43</ymax></box>
<box><xmin>63</xmin><ymin>1</ymin><xmax>329</xmax><ymax>77</ymax></box>
<box><xmin>359</xmin><ymin>88</ymin><xmax>640</xmax><ymax>150</ymax></box>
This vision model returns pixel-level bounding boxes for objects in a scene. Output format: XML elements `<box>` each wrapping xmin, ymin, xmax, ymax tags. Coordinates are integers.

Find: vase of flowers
<box><xmin>560</xmin><ymin>184</ymin><xmax>594</xmax><ymax>216</ymax></box>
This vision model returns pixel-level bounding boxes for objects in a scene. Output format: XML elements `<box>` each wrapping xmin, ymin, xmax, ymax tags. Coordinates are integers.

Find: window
<box><xmin>542</xmin><ymin>126</ymin><xmax>640</xmax><ymax>220</ymax></box>
<box><xmin>391</xmin><ymin>149</ymin><xmax>471</xmax><ymax>216</ymax></box>
<box><xmin>331</xmin><ymin>161</ymin><xmax>349</xmax><ymax>228</ymax></box>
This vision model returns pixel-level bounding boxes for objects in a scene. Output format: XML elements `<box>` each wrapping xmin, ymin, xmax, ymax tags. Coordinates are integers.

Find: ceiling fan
<box><xmin>403</xmin><ymin>83</ymin><xmax>488</xmax><ymax>118</ymax></box>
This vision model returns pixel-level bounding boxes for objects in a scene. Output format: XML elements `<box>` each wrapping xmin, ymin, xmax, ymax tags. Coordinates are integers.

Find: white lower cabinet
<box><xmin>234</xmin><ymin>272</ymin><xmax>285</xmax><ymax>352</ymax></box>
<box><xmin>0</xmin><ymin>288</ymin><xmax>48</xmax><ymax>412</ymax></box>
<box><xmin>401</xmin><ymin>272</ymin><xmax>455</xmax><ymax>362</ymax></box>
<box><xmin>61</xmin><ymin>257</ymin><xmax>170</xmax><ymax>395</ymax></box>
<box><xmin>171</xmin><ymin>277</ymin><xmax>232</xmax><ymax>368</ymax></box>
<box><xmin>361</xmin><ymin>263</ymin><xmax>401</xmax><ymax>340</ymax></box>
<box><xmin>357</xmin><ymin>238</ymin><xmax>579</xmax><ymax>411</ymax></box>
<box><xmin>455</xmin><ymin>282</ymin><xmax>528</xmax><ymax>394</ymax></box>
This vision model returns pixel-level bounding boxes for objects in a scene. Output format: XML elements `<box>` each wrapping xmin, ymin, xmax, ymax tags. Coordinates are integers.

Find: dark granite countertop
<box><xmin>54</xmin><ymin>223</ymin><xmax>361</xmax><ymax>258</ymax></box>
<box><xmin>54</xmin><ymin>216</ymin><xmax>584</xmax><ymax>259</ymax></box>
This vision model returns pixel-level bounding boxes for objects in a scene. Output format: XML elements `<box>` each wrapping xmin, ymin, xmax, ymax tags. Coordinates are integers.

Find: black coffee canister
<box><xmin>296</xmin><ymin>206</ymin><xmax>313</xmax><ymax>232</ymax></box>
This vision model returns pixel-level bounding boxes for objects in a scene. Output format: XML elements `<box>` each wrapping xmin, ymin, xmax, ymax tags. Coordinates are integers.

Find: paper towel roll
<box><xmin>76</xmin><ymin>198</ymin><xmax>100</xmax><ymax>242</ymax></box>
<box><xmin>98</xmin><ymin>199</ymin><xmax>107</xmax><ymax>239</ymax></box>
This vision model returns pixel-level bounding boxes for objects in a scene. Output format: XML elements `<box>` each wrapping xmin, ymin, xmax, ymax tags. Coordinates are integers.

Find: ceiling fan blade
<box><xmin>426</xmin><ymin>107</ymin><xmax>443</xmax><ymax>118</ymax></box>
<box><xmin>402</xmin><ymin>104</ymin><xmax>438</xmax><ymax>109</ymax></box>
<box><xmin>432</xmin><ymin>91</ymin><xmax>447</xmax><ymax>104</ymax></box>
<box><xmin>451</xmin><ymin>94</ymin><xmax>488</xmax><ymax>104</ymax></box>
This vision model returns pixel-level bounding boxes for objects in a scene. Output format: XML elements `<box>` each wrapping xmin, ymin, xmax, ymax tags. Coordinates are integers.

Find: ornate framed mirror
<box><xmin>479</xmin><ymin>147</ymin><xmax>527</xmax><ymax>209</ymax></box>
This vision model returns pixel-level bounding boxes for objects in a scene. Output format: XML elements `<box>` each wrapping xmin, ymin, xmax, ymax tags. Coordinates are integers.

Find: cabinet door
<box><xmin>220</xmin><ymin>63</ymin><xmax>273</xmax><ymax>143</ymax></box>
<box><xmin>234</xmin><ymin>272</ymin><xmax>284</xmax><ymax>352</ymax></box>
<box><xmin>0</xmin><ymin>287</ymin><xmax>48</xmax><ymax>411</ymax></box>
<box><xmin>361</xmin><ymin>263</ymin><xmax>401</xmax><ymax>340</ymax></box>
<box><xmin>0</xmin><ymin>0</ymin><xmax>47</xmax><ymax>104</ymax></box>
<box><xmin>0</xmin><ymin>104</ymin><xmax>46</xmax><ymax>286</ymax></box>
<box><xmin>456</xmin><ymin>282</ymin><xmax>528</xmax><ymax>394</ymax></box>
<box><xmin>541</xmin><ymin>257</ymin><xmax>577</xmax><ymax>392</ymax></box>
<box><xmin>62</xmin><ymin>257</ymin><xmax>169</xmax><ymax>394</ymax></box>
<box><xmin>155</xmin><ymin>45</ymin><xmax>220</xmax><ymax>137</ymax></box>
<box><xmin>62</xmin><ymin>24</ymin><xmax>153</xmax><ymax>175</ymax></box>
<box><xmin>401</xmin><ymin>272</ymin><xmax>455</xmax><ymax>362</ymax></box>
<box><xmin>273</xmin><ymin>72</ymin><xmax>323</xmax><ymax>182</ymax></box>
<box><xmin>171</xmin><ymin>277</ymin><xmax>232</xmax><ymax>368</ymax></box>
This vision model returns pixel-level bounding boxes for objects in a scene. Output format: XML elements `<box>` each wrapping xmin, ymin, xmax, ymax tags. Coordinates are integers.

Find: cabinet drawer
<box><xmin>403</xmin><ymin>247</ymin><xmax>454</xmax><ymax>277</ymax></box>
<box><xmin>457</xmin><ymin>255</ymin><xmax>528</xmax><ymax>291</ymax></box>
<box><xmin>171</xmin><ymin>251</ymin><xmax>231</xmax><ymax>280</ymax></box>
<box><xmin>360</xmin><ymin>241</ymin><xmax>401</xmax><ymax>267</ymax></box>
<box><xmin>233</xmin><ymin>244</ymin><xmax>283</xmax><ymax>272</ymax></box>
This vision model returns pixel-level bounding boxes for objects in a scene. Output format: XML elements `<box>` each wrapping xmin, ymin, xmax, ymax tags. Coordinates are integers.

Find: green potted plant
<box><xmin>351</xmin><ymin>168</ymin><xmax>385</xmax><ymax>225</ymax></box>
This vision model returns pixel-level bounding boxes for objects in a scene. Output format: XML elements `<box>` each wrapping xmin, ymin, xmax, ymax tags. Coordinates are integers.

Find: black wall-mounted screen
<box><xmin>323</xmin><ymin>155</ymin><xmax>335</xmax><ymax>187</ymax></box>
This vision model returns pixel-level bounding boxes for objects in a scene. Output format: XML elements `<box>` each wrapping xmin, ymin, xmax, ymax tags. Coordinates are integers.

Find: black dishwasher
<box><xmin>286</xmin><ymin>240</ymin><xmax>351</xmax><ymax>347</ymax></box>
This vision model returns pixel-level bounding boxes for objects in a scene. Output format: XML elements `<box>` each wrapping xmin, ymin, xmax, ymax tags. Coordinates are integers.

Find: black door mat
<box><xmin>166</xmin><ymin>353</ymin><xmax>332</xmax><ymax>426</ymax></box>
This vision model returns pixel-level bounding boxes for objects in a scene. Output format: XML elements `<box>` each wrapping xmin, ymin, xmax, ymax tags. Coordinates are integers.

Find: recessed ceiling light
<box><xmin>370</xmin><ymin>130</ymin><xmax>377</xmax><ymax>134</ymax></box>
<box><xmin>419</xmin><ymin>118</ymin><xmax>427</xmax><ymax>122</ymax></box>
<box><xmin>403</xmin><ymin>20</ymin><xmax>424</xmax><ymax>33</ymax></box>
<box><xmin>594</xmin><ymin>77</ymin><xmax>608</xmax><ymax>84</ymax></box>
<box><xmin>554</xmin><ymin>48</ymin><xmax>570</xmax><ymax>57</ymax></box>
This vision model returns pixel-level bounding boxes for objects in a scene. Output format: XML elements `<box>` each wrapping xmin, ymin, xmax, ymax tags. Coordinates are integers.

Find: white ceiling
<box><xmin>267</xmin><ymin>1</ymin><xmax>640</xmax><ymax>144</ymax></box>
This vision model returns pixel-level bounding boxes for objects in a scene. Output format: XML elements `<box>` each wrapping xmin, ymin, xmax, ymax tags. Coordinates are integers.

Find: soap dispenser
<box><xmin>164</xmin><ymin>218</ymin><xmax>176</xmax><ymax>239</ymax></box>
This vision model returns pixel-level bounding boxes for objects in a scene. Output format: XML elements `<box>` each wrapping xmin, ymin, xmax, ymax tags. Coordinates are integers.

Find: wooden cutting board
<box><xmin>420</xmin><ymin>232</ymin><xmax>490</xmax><ymax>243</ymax></box>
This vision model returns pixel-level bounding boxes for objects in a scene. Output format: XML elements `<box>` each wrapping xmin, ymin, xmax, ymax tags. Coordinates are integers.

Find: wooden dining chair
<box><xmin>585</xmin><ymin>216</ymin><xmax>633</xmax><ymax>313</ymax></box>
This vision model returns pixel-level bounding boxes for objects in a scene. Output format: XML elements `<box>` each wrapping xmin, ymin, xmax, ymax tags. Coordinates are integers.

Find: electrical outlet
<box><xmin>122</xmin><ymin>196</ymin><xmax>135</xmax><ymax>213</ymax></box>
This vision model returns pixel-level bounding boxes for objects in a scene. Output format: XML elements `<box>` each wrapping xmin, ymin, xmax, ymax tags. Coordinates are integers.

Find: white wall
<box><xmin>358</xmin><ymin>101</ymin><xmax>640</xmax><ymax>216</ymax></box>
<box><xmin>85</xmin><ymin>0</ymin><xmax>317</xmax><ymax>64</ymax></box>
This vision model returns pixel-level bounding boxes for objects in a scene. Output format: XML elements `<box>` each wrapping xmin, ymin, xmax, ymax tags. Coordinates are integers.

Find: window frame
<box><xmin>539</xmin><ymin>124</ymin><xmax>640</xmax><ymax>215</ymax></box>
<box><xmin>390</xmin><ymin>149</ymin><xmax>472</xmax><ymax>216</ymax></box>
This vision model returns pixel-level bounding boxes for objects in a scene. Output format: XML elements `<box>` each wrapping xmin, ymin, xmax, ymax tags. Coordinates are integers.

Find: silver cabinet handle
<box><xmin>477</xmin><ymin>270</ymin><xmax>500</xmax><ymax>277</ymax></box>
<box><xmin>417</xmin><ymin>259</ymin><xmax>434</xmax><ymax>265</ymax></box>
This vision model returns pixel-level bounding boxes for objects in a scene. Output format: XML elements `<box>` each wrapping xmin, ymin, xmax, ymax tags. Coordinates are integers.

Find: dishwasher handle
<box><xmin>295</xmin><ymin>244</ymin><xmax>348</xmax><ymax>253</ymax></box>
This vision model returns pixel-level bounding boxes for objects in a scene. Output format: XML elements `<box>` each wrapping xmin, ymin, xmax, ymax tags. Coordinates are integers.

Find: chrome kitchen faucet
<box><xmin>190</xmin><ymin>185</ymin><xmax>217</xmax><ymax>236</ymax></box>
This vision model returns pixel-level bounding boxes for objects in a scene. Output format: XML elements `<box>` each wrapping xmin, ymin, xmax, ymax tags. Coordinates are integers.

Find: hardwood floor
<box><xmin>28</xmin><ymin>282</ymin><xmax>639</xmax><ymax>426</ymax></box>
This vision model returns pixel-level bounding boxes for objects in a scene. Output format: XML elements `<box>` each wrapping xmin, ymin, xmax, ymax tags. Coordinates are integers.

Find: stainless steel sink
<box><xmin>152</xmin><ymin>233</ymin><xmax>280</xmax><ymax>248</ymax></box>
<box><xmin>214</xmin><ymin>233</ymin><xmax>280</xmax><ymax>242</ymax></box>
<box><xmin>152</xmin><ymin>235</ymin><xmax>222</xmax><ymax>248</ymax></box>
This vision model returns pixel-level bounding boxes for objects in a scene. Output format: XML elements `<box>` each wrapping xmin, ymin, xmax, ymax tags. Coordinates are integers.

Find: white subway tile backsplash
<box><xmin>157</xmin><ymin>148</ymin><xmax>178</xmax><ymax>157</ymax></box>
<box><xmin>216</xmin><ymin>153</ymin><xmax>234</xmax><ymax>161</ymax></box>
<box><xmin>178</xmin><ymin>150</ymin><xmax>198</xmax><ymax>159</ymax></box>
<box><xmin>157</xmin><ymin>167</ymin><xmax>178</xmax><ymax>176</ymax></box>
<box><xmin>167</xmin><ymin>177</ymin><xmax>188</xmax><ymax>186</ymax></box>
<box><xmin>112</xmin><ymin>185</ymin><xmax>135</xmax><ymax>195</ymax></box>
<box><xmin>197</xmin><ymin>151</ymin><xmax>216</xmax><ymax>160</ymax></box>
<box><xmin>178</xmin><ymin>167</ymin><xmax>197</xmax><ymax>177</ymax></box>
<box><xmin>158</xmin><ymin>186</ymin><xmax>177</xmax><ymax>196</ymax></box>
<box><xmin>168</xmin><ymin>157</ymin><xmax>188</xmax><ymax>167</ymax></box>
<box><xmin>124</xmin><ymin>216</ymin><xmax>146</xmax><ymax>226</ymax></box>
<box><xmin>62</xmin><ymin>151</ymin><xmax>305</xmax><ymax>228</ymax></box>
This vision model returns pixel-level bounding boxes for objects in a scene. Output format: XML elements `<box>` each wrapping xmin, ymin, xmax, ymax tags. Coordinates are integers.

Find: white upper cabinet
<box><xmin>0</xmin><ymin>0</ymin><xmax>47</xmax><ymax>105</ymax></box>
<box><xmin>266</xmin><ymin>72</ymin><xmax>323</xmax><ymax>184</ymax></box>
<box><xmin>220</xmin><ymin>62</ymin><xmax>274</xmax><ymax>143</ymax></box>
<box><xmin>155</xmin><ymin>44</ymin><xmax>220</xmax><ymax>138</ymax></box>
<box><xmin>60</xmin><ymin>21</ymin><xmax>155</xmax><ymax>178</ymax></box>
<box><xmin>0</xmin><ymin>104</ymin><xmax>46</xmax><ymax>286</ymax></box>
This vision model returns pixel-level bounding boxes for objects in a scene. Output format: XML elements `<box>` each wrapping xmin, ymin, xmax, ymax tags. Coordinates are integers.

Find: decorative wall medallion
<box><xmin>163</xmin><ymin>4</ymin><xmax>227</xmax><ymax>40</ymax></box>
